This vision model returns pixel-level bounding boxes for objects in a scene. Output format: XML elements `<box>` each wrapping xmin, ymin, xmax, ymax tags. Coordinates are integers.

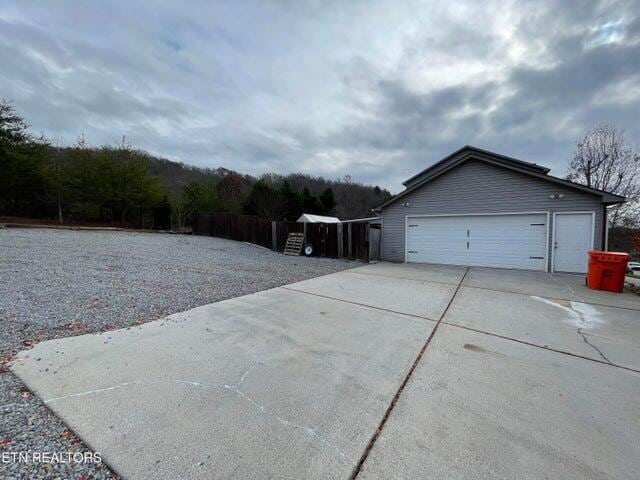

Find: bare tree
<box><xmin>567</xmin><ymin>125</ymin><xmax>640</xmax><ymax>226</ymax></box>
<box><xmin>217</xmin><ymin>172</ymin><xmax>251</xmax><ymax>213</ymax></box>
<box><xmin>169</xmin><ymin>189</ymin><xmax>191</xmax><ymax>231</ymax></box>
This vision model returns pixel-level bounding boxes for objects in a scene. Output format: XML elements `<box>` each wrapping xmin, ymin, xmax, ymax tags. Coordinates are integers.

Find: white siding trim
<box><xmin>403</xmin><ymin>215</ymin><xmax>408</xmax><ymax>263</ymax></box>
<box><xmin>604</xmin><ymin>208</ymin><xmax>610</xmax><ymax>251</ymax></box>
<box><xmin>404</xmin><ymin>211</ymin><xmax>548</xmax><ymax>218</ymax></box>
<box><xmin>545</xmin><ymin>211</ymin><xmax>550</xmax><ymax>272</ymax></box>
<box><xmin>551</xmin><ymin>211</ymin><xmax>596</xmax><ymax>273</ymax></box>
<box><xmin>380</xmin><ymin>213</ymin><xmax>384</xmax><ymax>260</ymax></box>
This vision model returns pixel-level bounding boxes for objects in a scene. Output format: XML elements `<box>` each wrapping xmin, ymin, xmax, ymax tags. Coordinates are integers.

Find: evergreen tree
<box><xmin>244</xmin><ymin>180</ymin><xmax>286</xmax><ymax>220</ymax></box>
<box><xmin>280</xmin><ymin>180</ymin><xmax>302</xmax><ymax>219</ymax></box>
<box><xmin>184</xmin><ymin>182</ymin><xmax>222</xmax><ymax>214</ymax></box>
<box><xmin>0</xmin><ymin>99</ymin><xmax>49</xmax><ymax>215</ymax></box>
<box><xmin>301</xmin><ymin>186</ymin><xmax>320</xmax><ymax>214</ymax></box>
<box><xmin>319</xmin><ymin>188</ymin><xmax>335</xmax><ymax>216</ymax></box>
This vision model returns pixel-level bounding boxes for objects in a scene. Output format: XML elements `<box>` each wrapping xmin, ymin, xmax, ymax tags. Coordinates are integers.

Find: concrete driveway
<box><xmin>10</xmin><ymin>263</ymin><xmax>640</xmax><ymax>479</ymax></box>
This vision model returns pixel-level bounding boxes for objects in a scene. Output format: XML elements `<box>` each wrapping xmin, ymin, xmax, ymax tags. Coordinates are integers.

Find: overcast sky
<box><xmin>1</xmin><ymin>1</ymin><xmax>639</xmax><ymax>192</ymax></box>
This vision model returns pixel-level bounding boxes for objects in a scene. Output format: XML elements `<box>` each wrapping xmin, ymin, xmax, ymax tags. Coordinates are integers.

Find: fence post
<box><xmin>337</xmin><ymin>224</ymin><xmax>343</xmax><ymax>257</ymax></box>
<box><xmin>347</xmin><ymin>223</ymin><xmax>352</xmax><ymax>258</ymax></box>
<box><xmin>271</xmin><ymin>221</ymin><xmax>277</xmax><ymax>251</ymax></box>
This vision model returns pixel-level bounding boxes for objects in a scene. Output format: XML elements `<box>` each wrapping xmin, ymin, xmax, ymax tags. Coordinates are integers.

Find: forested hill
<box><xmin>0</xmin><ymin>100</ymin><xmax>391</xmax><ymax>228</ymax></box>
<box><xmin>147</xmin><ymin>156</ymin><xmax>391</xmax><ymax>219</ymax></box>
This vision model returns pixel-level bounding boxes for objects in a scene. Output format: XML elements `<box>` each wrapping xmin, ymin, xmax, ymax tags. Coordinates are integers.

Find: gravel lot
<box><xmin>0</xmin><ymin>228</ymin><xmax>355</xmax><ymax>479</ymax></box>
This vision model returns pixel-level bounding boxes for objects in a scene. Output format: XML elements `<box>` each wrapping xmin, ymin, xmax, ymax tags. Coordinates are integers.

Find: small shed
<box><xmin>296</xmin><ymin>214</ymin><xmax>341</xmax><ymax>223</ymax></box>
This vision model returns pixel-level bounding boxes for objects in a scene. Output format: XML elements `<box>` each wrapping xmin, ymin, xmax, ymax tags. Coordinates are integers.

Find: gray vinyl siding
<box><xmin>381</xmin><ymin>160</ymin><xmax>604</xmax><ymax>266</ymax></box>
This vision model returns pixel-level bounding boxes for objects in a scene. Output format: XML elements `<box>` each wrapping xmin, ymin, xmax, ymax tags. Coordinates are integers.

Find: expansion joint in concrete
<box><xmin>349</xmin><ymin>267</ymin><xmax>470</xmax><ymax>480</ymax></box>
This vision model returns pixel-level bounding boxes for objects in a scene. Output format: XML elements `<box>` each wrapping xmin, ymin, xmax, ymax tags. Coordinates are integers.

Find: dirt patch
<box><xmin>549</xmin><ymin>298</ymin><xmax>572</xmax><ymax>308</ymax></box>
<box><xmin>625</xmin><ymin>283</ymin><xmax>640</xmax><ymax>296</ymax></box>
<box><xmin>463</xmin><ymin>343</ymin><xmax>487</xmax><ymax>352</ymax></box>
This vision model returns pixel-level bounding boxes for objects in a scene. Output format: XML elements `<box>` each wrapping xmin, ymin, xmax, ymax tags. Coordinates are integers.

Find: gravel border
<box><xmin>0</xmin><ymin>228</ymin><xmax>356</xmax><ymax>479</ymax></box>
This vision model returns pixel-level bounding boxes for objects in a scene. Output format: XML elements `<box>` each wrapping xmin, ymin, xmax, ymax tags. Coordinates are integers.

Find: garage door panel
<box><xmin>406</xmin><ymin>214</ymin><xmax>546</xmax><ymax>270</ymax></box>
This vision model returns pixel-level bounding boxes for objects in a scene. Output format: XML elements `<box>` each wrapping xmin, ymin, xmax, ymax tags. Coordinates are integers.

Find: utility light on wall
<box><xmin>549</xmin><ymin>193</ymin><xmax>565</xmax><ymax>199</ymax></box>
<box><xmin>402</xmin><ymin>202</ymin><xmax>411</xmax><ymax>207</ymax></box>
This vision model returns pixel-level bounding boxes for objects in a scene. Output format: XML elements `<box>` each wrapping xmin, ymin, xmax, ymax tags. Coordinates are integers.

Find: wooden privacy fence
<box><xmin>193</xmin><ymin>212</ymin><xmax>379</xmax><ymax>261</ymax></box>
<box><xmin>193</xmin><ymin>212</ymin><xmax>272</xmax><ymax>248</ymax></box>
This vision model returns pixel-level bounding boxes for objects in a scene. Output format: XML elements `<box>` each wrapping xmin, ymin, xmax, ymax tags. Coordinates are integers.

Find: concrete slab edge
<box><xmin>9</xmin><ymin>371</ymin><xmax>127</xmax><ymax>480</ymax></box>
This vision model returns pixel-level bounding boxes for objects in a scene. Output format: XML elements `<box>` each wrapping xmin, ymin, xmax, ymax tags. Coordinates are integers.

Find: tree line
<box><xmin>0</xmin><ymin>100</ymin><xmax>392</xmax><ymax>229</ymax></box>
<box><xmin>2</xmin><ymin>99</ymin><xmax>637</xmax><ymax>231</ymax></box>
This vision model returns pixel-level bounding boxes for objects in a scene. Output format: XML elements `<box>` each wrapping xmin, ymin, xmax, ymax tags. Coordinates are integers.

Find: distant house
<box><xmin>374</xmin><ymin>145</ymin><xmax>625</xmax><ymax>274</ymax></box>
<box><xmin>296</xmin><ymin>214</ymin><xmax>341</xmax><ymax>223</ymax></box>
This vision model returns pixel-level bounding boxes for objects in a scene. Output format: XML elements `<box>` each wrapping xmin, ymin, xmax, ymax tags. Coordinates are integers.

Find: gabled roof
<box><xmin>296</xmin><ymin>213</ymin><xmax>341</xmax><ymax>223</ymax></box>
<box><xmin>402</xmin><ymin>145</ymin><xmax>549</xmax><ymax>187</ymax></box>
<box><xmin>376</xmin><ymin>146</ymin><xmax>626</xmax><ymax>210</ymax></box>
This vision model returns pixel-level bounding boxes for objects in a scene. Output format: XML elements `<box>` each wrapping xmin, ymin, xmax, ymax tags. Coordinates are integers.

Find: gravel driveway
<box><xmin>0</xmin><ymin>228</ymin><xmax>355</xmax><ymax>479</ymax></box>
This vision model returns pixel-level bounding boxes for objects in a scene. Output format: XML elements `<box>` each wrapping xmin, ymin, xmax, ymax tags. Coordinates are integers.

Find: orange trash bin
<box><xmin>586</xmin><ymin>251</ymin><xmax>629</xmax><ymax>293</ymax></box>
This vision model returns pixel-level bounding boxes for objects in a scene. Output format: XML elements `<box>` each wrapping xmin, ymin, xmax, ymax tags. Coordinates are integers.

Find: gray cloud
<box><xmin>1</xmin><ymin>0</ymin><xmax>639</xmax><ymax>192</ymax></box>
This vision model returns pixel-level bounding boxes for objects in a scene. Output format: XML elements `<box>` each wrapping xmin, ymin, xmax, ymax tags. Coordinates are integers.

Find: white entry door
<box><xmin>406</xmin><ymin>214</ymin><xmax>548</xmax><ymax>270</ymax></box>
<box><xmin>553</xmin><ymin>213</ymin><xmax>594</xmax><ymax>273</ymax></box>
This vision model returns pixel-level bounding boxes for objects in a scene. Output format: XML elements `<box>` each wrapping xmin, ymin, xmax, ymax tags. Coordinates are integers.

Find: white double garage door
<box><xmin>406</xmin><ymin>213</ymin><xmax>549</xmax><ymax>271</ymax></box>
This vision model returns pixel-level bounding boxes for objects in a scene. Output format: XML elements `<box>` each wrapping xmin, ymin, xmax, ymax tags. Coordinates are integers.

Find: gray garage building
<box><xmin>374</xmin><ymin>146</ymin><xmax>625</xmax><ymax>273</ymax></box>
